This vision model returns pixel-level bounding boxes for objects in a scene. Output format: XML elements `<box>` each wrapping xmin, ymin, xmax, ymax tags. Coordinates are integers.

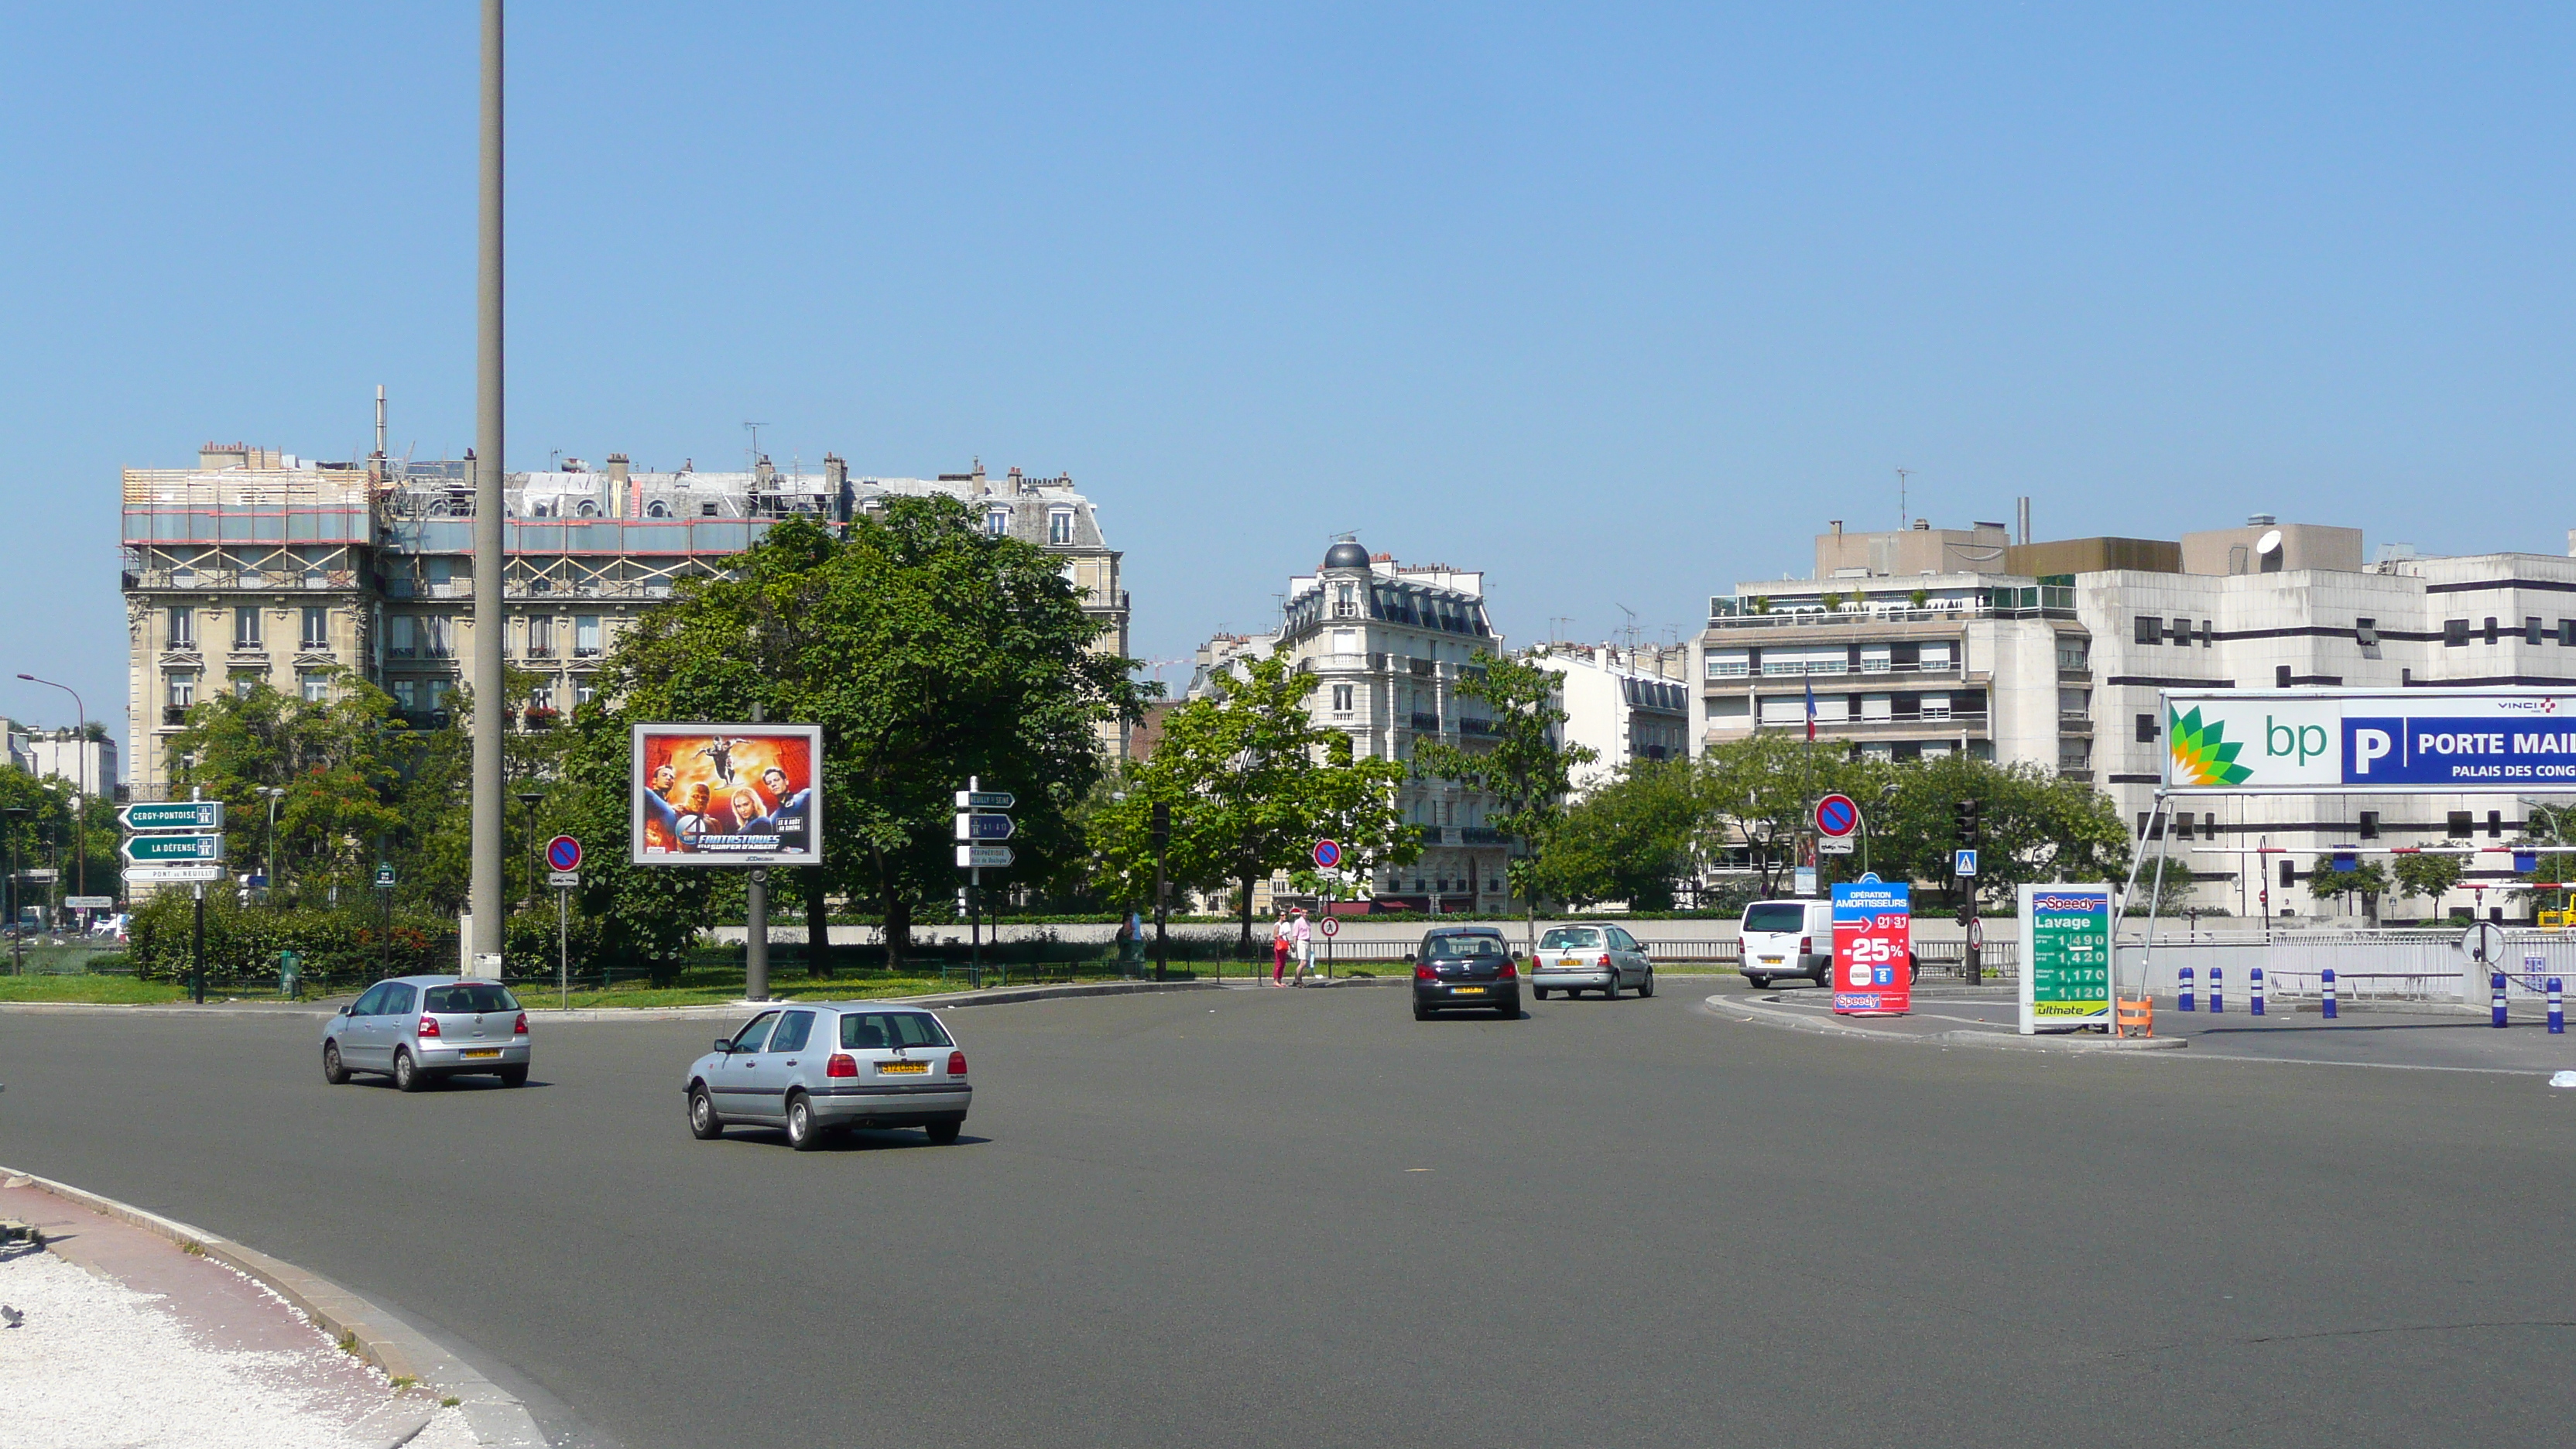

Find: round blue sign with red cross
<box><xmin>1814</xmin><ymin>795</ymin><xmax>1858</xmax><ymax>839</ymax></box>
<box><xmin>1313</xmin><ymin>839</ymin><xmax>1341</xmax><ymax>869</ymax></box>
<box><xmin>546</xmin><ymin>835</ymin><xmax>584</xmax><ymax>872</ymax></box>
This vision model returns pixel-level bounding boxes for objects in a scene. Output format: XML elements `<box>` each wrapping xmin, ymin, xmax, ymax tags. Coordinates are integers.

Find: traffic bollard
<box><xmin>2210</xmin><ymin>964</ymin><xmax>2224</xmax><ymax>1014</ymax></box>
<box><xmin>2250</xmin><ymin>967</ymin><xmax>2265</xmax><ymax>1016</ymax></box>
<box><xmin>2178</xmin><ymin>966</ymin><xmax>2195</xmax><ymax>1012</ymax></box>
<box><xmin>2551</xmin><ymin>978</ymin><xmax>2564</xmax><ymax>1035</ymax></box>
<box><xmin>2321</xmin><ymin>968</ymin><xmax>2338</xmax><ymax>1019</ymax></box>
<box><xmin>2492</xmin><ymin>973</ymin><xmax>2509</xmax><ymax>1028</ymax></box>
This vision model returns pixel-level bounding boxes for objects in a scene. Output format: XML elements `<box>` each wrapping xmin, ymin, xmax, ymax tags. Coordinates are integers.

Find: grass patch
<box><xmin>0</xmin><ymin>975</ymin><xmax>193</xmax><ymax>1004</ymax></box>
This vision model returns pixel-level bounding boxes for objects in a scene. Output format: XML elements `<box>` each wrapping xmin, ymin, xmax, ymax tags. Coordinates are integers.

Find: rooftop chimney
<box><xmin>2016</xmin><ymin>496</ymin><xmax>2030</xmax><ymax>546</ymax></box>
<box><xmin>1830</xmin><ymin>519</ymin><xmax>1843</xmax><ymax>536</ymax></box>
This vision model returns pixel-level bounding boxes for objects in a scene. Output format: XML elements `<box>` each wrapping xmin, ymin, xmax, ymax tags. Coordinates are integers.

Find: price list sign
<box><xmin>2019</xmin><ymin>885</ymin><xmax>2112</xmax><ymax>1034</ymax></box>
<box><xmin>1831</xmin><ymin>879</ymin><xmax>1912</xmax><ymax>1016</ymax></box>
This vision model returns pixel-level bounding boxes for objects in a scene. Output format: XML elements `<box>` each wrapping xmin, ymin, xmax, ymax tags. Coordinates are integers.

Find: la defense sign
<box><xmin>2164</xmin><ymin>689</ymin><xmax>2576</xmax><ymax>794</ymax></box>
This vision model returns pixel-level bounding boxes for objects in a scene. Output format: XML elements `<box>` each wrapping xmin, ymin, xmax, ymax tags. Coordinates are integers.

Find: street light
<box><xmin>15</xmin><ymin>673</ymin><xmax>87</xmax><ymax>908</ymax></box>
<box><xmin>517</xmin><ymin>790</ymin><xmax>546</xmax><ymax>909</ymax></box>
<box><xmin>262</xmin><ymin>786</ymin><xmax>287</xmax><ymax>904</ymax></box>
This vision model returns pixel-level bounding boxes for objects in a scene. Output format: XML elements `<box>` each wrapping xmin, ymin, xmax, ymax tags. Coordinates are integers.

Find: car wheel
<box><xmin>1600</xmin><ymin>975</ymin><xmax>1619</xmax><ymax>1000</ymax></box>
<box><xmin>497</xmin><ymin>1065</ymin><xmax>529</xmax><ymax>1088</ymax></box>
<box><xmin>1532</xmin><ymin>986</ymin><xmax>1549</xmax><ymax>1001</ymax></box>
<box><xmin>1495</xmin><ymin>993</ymin><xmax>1519</xmax><ymax>1020</ymax></box>
<box><xmin>786</xmin><ymin>1092</ymin><xmax>821</xmax><ymax>1151</ymax></box>
<box><xmin>1639</xmin><ymin>968</ymin><xmax>1655</xmax><ymax>999</ymax></box>
<box><xmin>1745</xmin><ymin>975</ymin><xmax>1770</xmax><ymax>991</ymax></box>
<box><xmin>925</xmin><ymin>1116</ymin><xmax>964</xmax><ymax>1146</ymax></box>
<box><xmin>1413</xmin><ymin>1002</ymin><xmax>1434</xmax><ymax>1021</ymax></box>
<box><xmin>321</xmin><ymin>1040</ymin><xmax>349</xmax><ymax>1085</ymax></box>
<box><xmin>392</xmin><ymin>1048</ymin><xmax>426</xmax><ymax>1093</ymax></box>
<box><xmin>687</xmin><ymin>1084</ymin><xmax>723</xmax><ymax>1140</ymax></box>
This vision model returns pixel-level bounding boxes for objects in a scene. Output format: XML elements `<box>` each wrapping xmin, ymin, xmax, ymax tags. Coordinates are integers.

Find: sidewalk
<box><xmin>1708</xmin><ymin>981</ymin><xmax>2576</xmax><ymax>1074</ymax></box>
<box><xmin>0</xmin><ymin>1176</ymin><xmax>474</xmax><ymax>1448</ymax></box>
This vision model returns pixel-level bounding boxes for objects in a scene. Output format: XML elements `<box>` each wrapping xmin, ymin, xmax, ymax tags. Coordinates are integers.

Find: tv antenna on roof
<box><xmin>744</xmin><ymin>420</ymin><xmax>768</xmax><ymax>471</ymax></box>
<box><xmin>1615</xmin><ymin>602</ymin><xmax>1638</xmax><ymax>653</ymax></box>
<box><xmin>1895</xmin><ymin>468</ymin><xmax>1912</xmax><ymax>530</ymax></box>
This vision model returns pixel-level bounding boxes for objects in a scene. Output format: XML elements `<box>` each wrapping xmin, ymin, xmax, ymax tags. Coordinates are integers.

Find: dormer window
<box><xmin>646</xmin><ymin>500</ymin><xmax>670</xmax><ymax>519</ymax></box>
<box><xmin>987</xmin><ymin>508</ymin><xmax>1012</xmax><ymax>537</ymax></box>
<box><xmin>1049</xmin><ymin>508</ymin><xmax>1074</xmax><ymax>545</ymax></box>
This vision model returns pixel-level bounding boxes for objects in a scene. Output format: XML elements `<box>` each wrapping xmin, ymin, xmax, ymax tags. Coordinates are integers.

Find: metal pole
<box><xmin>192</xmin><ymin>884</ymin><xmax>206</xmax><ymax>1005</ymax></box>
<box><xmin>558</xmin><ymin>882</ymin><xmax>569</xmax><ymax>1012</ymax></box>
<box><xmin>1153</xmin><ymin>850</ymin><xmax>1168</xmax><ymax>983</ymax></box>
<box><xmin>970</xmin><ymin>865</ymin><xmax>982</xmax><ymax>988</ymax></box>
<box><xmin>467</xmin><ymin>0</ymin><xmax>508</xmax><ymax>971</ymax></box>
<box><xmin>746</xmin><ymin>868</ymin><xmax>769</xmax><ymax>1002</ymax></box>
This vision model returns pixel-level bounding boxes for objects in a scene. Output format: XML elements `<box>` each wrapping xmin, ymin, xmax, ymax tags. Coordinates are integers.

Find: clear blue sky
<box><xmin>5</xmin><ymin>4</ymin><xmax>2571</xmax><ymax>761</ymax></box>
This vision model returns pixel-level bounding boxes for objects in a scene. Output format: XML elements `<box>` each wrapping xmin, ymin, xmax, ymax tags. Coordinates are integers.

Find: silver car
<box><xmin>683</xmin><ymin>1003</ymin><xmax>972</xmax><ymax>1151</ymax></box>
<box><xmin>321</xmin><ymin>975</ymin><xmax>530</xmax><ymax>1091</ymax></box>
<box><xmin>1529</xmin><ymin>925</ymin><xmax>1657</xmax><ymax>1000</ymax></box>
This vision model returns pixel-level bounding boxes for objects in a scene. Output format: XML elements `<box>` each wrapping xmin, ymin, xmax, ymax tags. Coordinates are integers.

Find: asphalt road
<box><xmin>5</xmin><ymin>981</ymin><xmax>2574</xmax><ymax>1447</ymax></box>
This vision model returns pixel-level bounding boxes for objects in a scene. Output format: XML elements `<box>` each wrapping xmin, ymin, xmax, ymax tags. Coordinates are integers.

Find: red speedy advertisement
<box><xmin>1831</xmin><ymin>879</ymin><xmax>1912</xmax><ymax>1016</ymax></box>
<box><xmin>630</xmin><ymin>723</ymin><xmax>824</xmax><ymax>866</ymax></box>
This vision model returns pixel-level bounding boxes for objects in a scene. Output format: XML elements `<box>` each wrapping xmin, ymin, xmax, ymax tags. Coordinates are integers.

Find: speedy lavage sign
<box><xmin>2163</xmin><ymin>690</ymin><xmax>2576</xmax><ymax>793</ymax></box>
<box><xmin>1831</xmin><ymin>879</ymin><xmax>1910</xmax><ymax>1016</ymax></box>
<box><xmin>2018</xmin><ymin>885</ymin><xmax>2111</xmax><ymax>1034</ymax></box>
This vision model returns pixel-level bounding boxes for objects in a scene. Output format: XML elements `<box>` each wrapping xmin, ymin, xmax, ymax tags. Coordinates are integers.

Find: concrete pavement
<box><xmin>4</xmin><ymin>985</ymin><xmax>2574</xmax><ymax>1446</ymax></box>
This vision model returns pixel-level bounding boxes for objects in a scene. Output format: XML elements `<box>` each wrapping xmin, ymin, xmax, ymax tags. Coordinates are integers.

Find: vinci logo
<box><xmin>2167</xmin><ymin>705</ymin><xmax>2254</xmax><ymax>786</ymax></box>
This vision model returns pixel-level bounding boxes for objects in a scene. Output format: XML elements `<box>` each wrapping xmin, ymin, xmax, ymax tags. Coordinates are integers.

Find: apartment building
<box><xmin>1694</xmin><ymin>513</ymin><xmax>2576</xmax><ymax>920</ymax></box>
<box><xmin>1533</xmin><ymin>643</ymin><xmax>1690</xmax><ymax>794</ymax></box>
<box><xmin>125</xmin><ymin>442</ymin><xmax>1131</xmax><ymax>798</ymax></box>
<box><xmin>1188</xmin><ymin>540</ymin><xmax>1510</xmax><ymax>913</ymax></box>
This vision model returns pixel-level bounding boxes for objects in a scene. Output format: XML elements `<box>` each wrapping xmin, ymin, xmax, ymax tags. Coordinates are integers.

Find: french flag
<box><xmin>1804</xmin><ymin>678</ymin><xmax>1817</xmax><ymax>742</ymax></box>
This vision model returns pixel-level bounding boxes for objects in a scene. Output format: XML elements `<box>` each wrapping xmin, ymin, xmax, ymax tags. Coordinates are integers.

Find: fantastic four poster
<box><xmin>629</xmin><ymin>723</ymin><xmax>824</xmax><ymax>866</ymax></box>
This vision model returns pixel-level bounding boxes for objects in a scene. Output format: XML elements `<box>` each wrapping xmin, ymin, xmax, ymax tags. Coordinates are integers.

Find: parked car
<box><xmin>1738</xmin><ymin>900</ymin><xmax>1834</xmax><ymax>989</ymax></box>
<box><xmin>320</xmin><ymin>976</ymin><xmax>529</xmax><ymax>1091</ymax></box>
<box><xmin>1529</xmin><ymin>924</ymin><xmax>1656</xmax><ymax>999</ymax></box>
<box><xmin>683</xmin><ymin>1003</ymin><xmax>971</xmax><ymax>1151</ymax></box>
<box><xmin>1410</xmin><ymin>927</ymin><xmax>1522</xmax><ymax>1020</ymax></box>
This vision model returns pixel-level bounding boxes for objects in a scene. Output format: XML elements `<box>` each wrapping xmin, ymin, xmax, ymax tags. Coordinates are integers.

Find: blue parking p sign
<box><xmin>1954</xmin><ymin>848</ymin><xmax>1979</xmax><ymax>878</ymax></box>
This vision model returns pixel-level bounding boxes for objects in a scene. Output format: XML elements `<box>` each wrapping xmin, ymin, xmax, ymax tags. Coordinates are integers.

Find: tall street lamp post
<box><xmin>15</xmin><ymin>674</ymin><xmax>87</xmax><ymax>906</ymax></box>
<box><xmin>262</xmin><ymin>786</ymin><xmax>286</xmax><ymax>904</ymax></box>
<box><xmin>466</xmin><ymin>0</ymin><xmax>509</xmax><ymax>974</ymax></box>
<box><xmin>518</xmin><ymin>790</ymin><xmax>545</xmax><ymax>909</ymax></box>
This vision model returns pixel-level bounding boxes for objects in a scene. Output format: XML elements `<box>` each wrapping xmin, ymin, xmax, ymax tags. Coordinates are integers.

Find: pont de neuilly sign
<box><xmin>2163</xmin><ymin>689</ymin><xmax>2576</xmax><ymax>794</ymax></box>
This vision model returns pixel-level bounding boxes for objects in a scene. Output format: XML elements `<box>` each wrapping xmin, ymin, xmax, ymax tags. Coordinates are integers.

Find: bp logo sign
<box><xmin>2162</xmin><ymin>690</ymin><xmax>2576</xmax><ymax>794</ymax></box>
<box><xmin>2167</xmin><ymin>705</ymin><xmax>2253</xmax><ymax>787</ymax></box>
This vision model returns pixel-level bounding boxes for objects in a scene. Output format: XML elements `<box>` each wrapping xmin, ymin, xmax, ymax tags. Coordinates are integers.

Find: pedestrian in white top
<box><xmin>1290</xmin><ymin>908</ymin><xmax>1317</xmax><ymax>986</ymax></box>
<box><xmin>1271</xmin><ymin>907</ymin><xmax>1293</xmax><ymax>985</ymax></box>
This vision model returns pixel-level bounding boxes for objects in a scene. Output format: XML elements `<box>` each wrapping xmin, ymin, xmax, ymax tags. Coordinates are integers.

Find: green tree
<box><xmin>166</xmin><ymin>674</ymin><xmax>410</xmax><ymax>906</ymax></box>
<box><xmin>1544</xmin><ymin>760</ymin><xmax>1702</xmax><ymax>909</ymax></box>
<box><xmin>1861</xmin><ymin>753</ymin><xmax>2129</xmax><ymax>911</ymax></box>
<box><xmin>1090</xmin><ymin>653</ymin><xmax>1415</xmax><ymax>948</ymax></box>
<box><xmin>2389</xmin><ymin>850</ymin><xmax>2464</xmax><ymax>916</ymax></box>
<box><xmin>2304</xmin><ymin>854</ymin><xmax>2389</xmax><ymax>917</ymax></box>
<box><xmin>574</xmin><ymin>503</ymin><xmax>1140</xmax><ymax>971</ymax></box>
<box><xmin>1412</xmin><ymin>650</ymin><xmax>1596</xmax><ymax>945</ymax></box>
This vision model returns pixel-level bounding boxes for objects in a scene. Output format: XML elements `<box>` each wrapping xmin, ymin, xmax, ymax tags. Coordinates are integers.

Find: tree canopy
<box><xmin>1411</xmin><ymin>650</ymin><xmax>1595</xmax><ymax>928</ymax></box>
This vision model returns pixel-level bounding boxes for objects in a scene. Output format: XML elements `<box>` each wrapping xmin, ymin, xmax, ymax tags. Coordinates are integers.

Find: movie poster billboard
<box><xmin>629</xmin><ymin>723</ymin><xmax>824</xmax><ymax>867</ymax></box>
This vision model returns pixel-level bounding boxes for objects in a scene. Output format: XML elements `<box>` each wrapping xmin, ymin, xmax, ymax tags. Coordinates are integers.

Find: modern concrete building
<box><xmin>125</xmin><ymin>441</ymin><xmax>1132</xmax><ymax>798</ymax></box>
<box><xmin>21</xmin><ymin>731</ymin><xmax>119</xmax><ymax>799</ymax></box>
<box><xmin>1187</xmin><ymin>540</ymin><xmax>1511</xmax><ymax>913</ymax></box>
<box><xmin>1533</xmin><ymin>643</ymin><xmax>1690</xmax><ymax>794</ymax></box>
<box><xmin>1694</xmin><ymin>512</ymin><xmax>2576</xmax><ymax>921</ymax></box>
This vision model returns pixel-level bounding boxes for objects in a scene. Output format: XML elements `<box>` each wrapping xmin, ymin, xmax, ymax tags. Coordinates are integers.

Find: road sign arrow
<box><xmin>956</xmin><ymin>845</ymin><xmax>1014</xmax><ymax>868</ymax></box>
<box><xmin>122</xmin><ymin>864</ymin><xmax>223</xmax><ymax>884</ymax></box>
<box><xmin>121</xmin><ymin>834</ymin><xmax>224</xmax><ymax>864</ymax></box>
<box><xmin>955</xmin><ymin>790</ymin><xmax>1016</xmax><ymax>810</ymax></box>
<box><xmin>120</xmin><ymin>800</ymin><xmax>223</xmax><ymax>832</ymax></box>
<box><xmin>955</xmin><ymin>814</ymin><xmax>1016</xmax><ymax>841</ymax></box>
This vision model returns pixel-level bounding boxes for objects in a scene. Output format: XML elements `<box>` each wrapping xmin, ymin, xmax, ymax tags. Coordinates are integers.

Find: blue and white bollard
<box><xmin>2210</xmin><ymin>964</ymin><xmax>2224</xmax><ymax>1014</ymax></box>
<box><xmin>2250</xmin><ymin>967</ymin><xmax>2265</xmax><ymax>1016</ymax></box>
<box><xmin>2550</xmin><ymin>978</ymin><xmax>2564</xmax><ymax>1035</ymax></box>
<box><xmin>2178</xmin><ymin>966</ymin><xmax>2196</xmax><ymax>1012</ymax></box>
<box><xmin>2321</xmin><ymin>968</ymin><xmax>2338</xmax><ymax>1019</ymax></box>
<box><xmin>2492</xmin><ymin>972</ymin><xmax>2509</xmax><ymax>1028</ymax></box>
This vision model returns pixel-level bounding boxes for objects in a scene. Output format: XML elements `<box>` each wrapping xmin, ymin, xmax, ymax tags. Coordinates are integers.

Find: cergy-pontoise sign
<box><xmin>2164</xmin><ymin>689</ymin><xmax>2576</xmax><ymax>793</ymax></box>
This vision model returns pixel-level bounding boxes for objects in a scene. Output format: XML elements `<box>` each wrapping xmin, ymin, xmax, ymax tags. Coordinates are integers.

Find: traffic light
<box><xmin>1149</xmin><ymin>802</ymin><xmax>1171</xmax><ymax>852</ymax></box>
<box><xmin>1954</xmin><ymin>799</ymin><xmax>1980</xmax><ymax>846</ymax></box>
<box><xmin>1957</xmin><ymin>899</ymin><xmax>1975</xmax><ymax>927</ymax></box>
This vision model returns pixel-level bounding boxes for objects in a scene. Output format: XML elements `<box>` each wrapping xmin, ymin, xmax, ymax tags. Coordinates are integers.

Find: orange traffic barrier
<box><xmin>2115</xmin><ymin>996</ymin><xmax>2153</xmax><ymax>1038</ymax></box>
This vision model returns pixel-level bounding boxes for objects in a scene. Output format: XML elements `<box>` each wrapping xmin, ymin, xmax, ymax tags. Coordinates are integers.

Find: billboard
<box><xmin>2163</xmin><ymin>689</ymin><xmax>2576</xmax><ymax>794</ymax></box>
<box><xmin>2018</xmin><ymin>885</ymin><xmax>2111</xmax><ymax>1033</ymax></box>
<box><xmin>630</xmin><ymin>723</ymin><xmax>824</xmax><ymax>866</ymax></box>
<box><xmin>1831</xmin><ymin>879</ymin><xmax>1910</xmax><ymax>1016</ymax></box>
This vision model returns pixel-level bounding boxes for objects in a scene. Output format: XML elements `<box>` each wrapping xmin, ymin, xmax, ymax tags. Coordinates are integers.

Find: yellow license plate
<box><xmin>1451</xmin><ymin>985</ymin><xmax>1487</xmax><ymax>995</ymax></box>
<box><xmin>880</xmin><ymin>1060</ymin><xmax>928</xmax><ymax>1075</ymax></box>
<box><xmin>461</xmin><ymin>1049</ymin><xmax>501</xmax><ymax>1060</ymax></box>
<box><xmin>1760</xmin><ymin>957</ymin><xmax>1783</xmax><ymax>964</ymax></box>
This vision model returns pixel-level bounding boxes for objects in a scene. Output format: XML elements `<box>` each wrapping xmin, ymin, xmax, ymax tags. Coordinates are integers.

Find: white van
<box><xmin>1738</xmin><ymin>899</ymin><xmax>1834</xmax><ymax>988</ymax></box>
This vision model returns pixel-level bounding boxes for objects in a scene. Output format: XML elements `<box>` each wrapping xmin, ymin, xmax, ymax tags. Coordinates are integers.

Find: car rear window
<box><xmin>1742</xmin><ymin>904</ymin><xmax>1807</xmax><ymax>933</ymax></box>
<box><xmin>1423</xmin><ymin>933</ymin><xmax>1503</xmax><ymax>957</ymax></box>
<box><xmin>1539</xmin><ymin>927</ymin><xmax>1604</xmax><ymax>949</ymax></box>
<box><xmin>424</xmin><ymin>984</ymin><xmax>519</xmax><ymax>1014</ymax></box>
<box><xmin>841</xmin><ymin>1012</ymin><xmax>954</xmax><ymax>1050</ymax></box>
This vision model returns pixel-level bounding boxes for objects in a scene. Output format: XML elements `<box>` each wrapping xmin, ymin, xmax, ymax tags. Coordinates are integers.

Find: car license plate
<box><xmin>1451</xmin><ymin>985</ymin><xmax>1487</xmax><ymax>995</ymax></box>
<box><xmin>880</xmin><ymin>1061</ymin><xmax>928</xmax><ymax>1075</ymax></box>
<box><xmin>460</xmin><ymin>1048</ymin><xmax>501</xmax><ymax>1060</ymax></box>
<box><xmin>1760</xmin><ymin>956</ymin><xmax>1783</xmax><ymax>964</ymax></box>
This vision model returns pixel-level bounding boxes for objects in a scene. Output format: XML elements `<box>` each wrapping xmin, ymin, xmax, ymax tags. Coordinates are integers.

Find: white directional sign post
<box><xmin>124</xmin><ymin>793</ymin><xmax>224</xmax><ymax>1004</ymax></box>
<box><xmin>119</xmin><ymin>800</ymin><xmax>224</xmax><ymax>832</ymax></box>
<box><xmin>954</xmin><ymin>778</ymin><xmax>1015</xmax><ymax>985</ymax></box>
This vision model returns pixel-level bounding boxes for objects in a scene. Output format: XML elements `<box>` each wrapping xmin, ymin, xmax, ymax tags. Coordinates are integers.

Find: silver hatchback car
<box><xmin>683</xmin><ymin>1002</ymin><xmax>971</xmax><ymax>1151</ymax></box>
<box><xmin>1529</xmin><ymin>925</ymin><xmax>1657</xmax><ymax>1000</ymax></box>
<box><xmin>321</xmin><ymin>976</ymin><xmax>530</xmax><ymax>1091</ymax></box>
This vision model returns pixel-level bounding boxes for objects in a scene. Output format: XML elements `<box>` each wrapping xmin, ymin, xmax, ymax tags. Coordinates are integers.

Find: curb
<box><xmin>0</xmin><ymin>979</ymin><xmax>1228</xmax><ymax>1023</ymax></box>
<box><xmin>1699</xmin><ymin>992</ymin><xmax>2189</xmax><ymax>1052</ymax></box>
<box><xmin>0</xmin><ymin>1165</ymin><xmax>546</xmax><ymax>1447</ymax></box>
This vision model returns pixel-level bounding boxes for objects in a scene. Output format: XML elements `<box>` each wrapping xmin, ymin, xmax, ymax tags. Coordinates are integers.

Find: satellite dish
<box><xmin>2256</xmin><ymin>529</ymin><xmax>2283</xmax><ymax>555</ymax></box>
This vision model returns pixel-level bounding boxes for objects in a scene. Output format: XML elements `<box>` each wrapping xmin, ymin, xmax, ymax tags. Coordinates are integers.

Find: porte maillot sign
<box><xmin>2163</xmin><ymin>689</ymin><xmax>2576</xmax><ymax>794</ymax></box>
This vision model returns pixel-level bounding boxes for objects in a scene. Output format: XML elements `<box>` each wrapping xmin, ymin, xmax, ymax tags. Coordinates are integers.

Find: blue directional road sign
<box><xmin>956</xmin><ymin>813</ymin><xmax>1016</xmax><ymax>842</ymax></box>
<box><xmin>1954</xmin><ymin>848</ymin><xmax>1979</xmax><ymax>878</ymax></box>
